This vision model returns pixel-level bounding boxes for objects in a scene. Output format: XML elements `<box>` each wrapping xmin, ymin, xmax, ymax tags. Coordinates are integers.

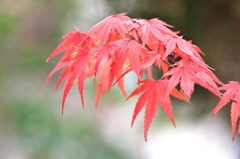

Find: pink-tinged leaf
<box><xmin>170</xmin><ymin>88</ymin><xmax>190</xmax><ymax>103</ymax></box>
<box><xmin>165</xmin><ymin>63</ymin><xmax>220</xmax><ymax>100</ymax></box>
<box><xmin>212</xmin><ymin>81</ymin><xmax>240</xmax><ymax>140</ymax></box>
<box><xmin>165</xmin><ymin>66</ymin><xmax>188</xmax><ymax>97</ymax></box>
<box><xmin>95</xmin><ymin>58</ymin><xmax>113</xmax><ymax>107</ymax></box>
<box><xmin>212</xmin><ymin>82</ymin><xmax>240</xmax><ymax>115</ymax></box>
<box><xmin>144</xmin><ymin>90</ymin><xmax>158</xmax><ymax>141</ymax></box>
<box><xmin>135</xmin><ymin>18</ymin><xmax>175</xmax><ymax>46</ymax></box>
<box><xmin>61</xmin><ymin>62</ymin><xmax>81</xmax><ymax>113</ymax></box>
<box><xmin>50</xmin><ymin>46</ymin><xmax>95</xmax><ymax>114</ymax></box>
<box><xmin>47</xmin><ymin>28</ymin><xmax>90</xmax><ymax>61</ymax></box>
<box><xmin>230</xmin><ymin>100</ymin><xmax>239</xmax><ymax>140</ymax></box>
<box><xmin>141</xmin><ymin>51</ymin><xmax>161</xmax><ymax>69</ymax></box>
<box><xmin>131</xmin><ymin>90</ymin><xmax>151</xmax><ymax>127</ymax></box>
<box><xmin>46</xmin><ymin>31</ymin><xmax>95</xmax><ymax>88</ymax></box>
<box><xmin>128</xmin><ymin>79</ymin><xmax>176</xmax><ymax>141</ymax></box>
<box><xmin>180</xmin><ymin>58</ymin><xmax>223</xmax><ymax>85</ymax></box>
<box><xmin>116</xmin><ymin>74</ymin><xmax>128</xmax><ymax>98</ymax></box>
<box><xmin>193</xmin><ymin>72</ymin><xmax>220</xmax><ymax>97</ymax></box>
<box><xmin>165</xmin><ymin>36</ymin><xmax>176</xmax><ymax>58</ymax></box>
<box><xmin>56</xmin><ymin>60</ymin><xmax>78</xmax><ymax>89</ymax></box>
<box><xmin>77</xmin><ymin>66</ymin><xmax>87</xmax><ymax>107</ymax></box>
<box><xmin>114</xmin><ymin>39</ymin><xmax>144</xmax><ymax>77</ymax></box>
<box><xmin>179</xmin><ymin>70</ymin><xmax>195</xmax><ymax>97</ymax></box>
<box><xmin>95</xmin><ymin>43</ymin><xmax>117</xmax><ymax>76</ymax></box>
<box><xmin>88</xmin><ymin>13</ymin><xmax>131</xmax><ymax>47</ymax></box>
<box><xmin>164</xmin><ymin>35</ymin><xmax>202</xmax><ymax>60</ymax></box>
<box><xmin>127</xmin><ymin>79</ymin><xmax>151</xmax><ymax>100</ymax></box>
<box><xmin>157</xmin><ymin>81</ymin><xmax>176</xmax><ymax>127</ymax></box>
<box><xmin>95</xmin><ymin>57</ymin><xmax>129</xmax><ymax>106</ymax></box>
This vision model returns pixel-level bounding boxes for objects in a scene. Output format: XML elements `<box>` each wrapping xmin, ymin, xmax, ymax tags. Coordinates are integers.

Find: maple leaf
<box><xmin>47</xmin><ymin>45</ymin><xmax>95</xmax><ymax>114</ymax></box>
<box><xmin>112</xmin><ymin>39</ymin><xmax>145</xmax><ymax>77</ymax></box>
<box><xmin>95</xmin><ymin>58</ymin><xmax>113</xmax><ymax>107</ymax></box>
<box><xmin>46</xmin><ymin>27</ymin><xmax>98</xmax><ymax>114</ymax></box>
<box><xmin>164</xmin><ymin>35</ymin><xmax>202</xmax><ymax>60</ymax></box>
<box><xmin>164</xmin><ymin>64</ymin><xmax>220</xmax><ymax>100</ymax></box>
<box><xmin>88</xmin><ymin>13</ymin><xmax>131</xmax><ymax>47</ymax></box>
<box><xmin>141</xmin><ymin>50</ymin><xmax>168</xmax><ymax>72</ymax></box>
<box><xmin>94</xmin><ymin>43</ymin><xmax>117</xmax><ymax>76</ymax></box>
<box><xmin>135</xmin><ymin>18</ymin><xmax>175</xmax><ymax>46</ymax></box>
<box><xmin>212</xmin><ymin>81</ymin><xmax>240</xmax><ymax>140</ymax></box>
<box><xmin>138</xmin><ymin>42</ymin><xmax>170</xmax><ymax>79</ymax></box>
<box><xmin>46</xmin><ymin>29</ymin><xmax>95</xmax><ymax>84</ymax></box>
<box><xmin>61</xmin><ymin>48</ymin><xmax>95</xmax><ymax>112</ymax></box>
<box><xmin>95</xmin><ymin>57</ymin><xmax>128</xmax><ymax>106</ymax></box>
<box><xmin>127</xmin><ymin>79</ymin><xmax>176</xmax><ymax>141</ymax></box>
<box><xmin>180</xmin><ymin>58</ymin><xmax>223</xmax><ymax>85</ymax></box>
<box><xmin>46</xmin><ymin>27</ymin><xmax>90</xmax><ymax>61</ymax></box>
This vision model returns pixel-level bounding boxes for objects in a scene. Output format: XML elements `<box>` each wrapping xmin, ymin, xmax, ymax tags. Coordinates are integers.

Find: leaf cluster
<box><xmin>46</xmin><ymin>13</ymin><xmax>240</xmax><ymax>141</ymax></box>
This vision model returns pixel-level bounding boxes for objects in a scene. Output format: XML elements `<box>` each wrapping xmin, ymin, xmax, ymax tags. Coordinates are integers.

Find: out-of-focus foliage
<box><xmin>0</xmin><ymin>0</ymin><xmax>76</xmax><ymax>72</ymax></box>
<box><xmin>3</xmin><ymin>101</ymin><xmax>129</xmax><ymax>159</ymax></box>
<box><xmin>0</xmin><ymin>0</ymin><xmax>138</xmax><ymax>158</ymax></box>
<box><xmin>0</xmin><ymin>12</ymin><xmax>16</xmax><ymax>37</ymax></box>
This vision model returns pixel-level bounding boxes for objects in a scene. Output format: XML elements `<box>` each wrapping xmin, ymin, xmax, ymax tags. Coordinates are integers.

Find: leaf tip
<box><xmin>211</xmin><ymin>111</ymin><xmax>217</xmax><ymax>118</ymax></box>
<box><xmin>62</xmin><ymin>107</ymin><xmax>64</xmax><ymax>116</ymax></box>
<box><xmin>145</xmin><ymin>138</ymin><xmax>148</xmax><ymax>142</ymax></box>
<box><xmin>95</xmin><ymin>104</ymin><xmax>99</xmax><ymax>108</ymax></box>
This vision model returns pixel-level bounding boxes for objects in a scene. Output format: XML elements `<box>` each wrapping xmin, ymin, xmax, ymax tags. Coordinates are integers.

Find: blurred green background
<box><xmin>0</xmin><ymin>0</ymin><xmax>240</xmax><ymax>158</ymax></box>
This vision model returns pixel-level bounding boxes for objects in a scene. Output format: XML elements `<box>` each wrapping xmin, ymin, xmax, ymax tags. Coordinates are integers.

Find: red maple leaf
<box><xmin>135</xmin><ymin>18</ymin><xmax>175</xmax><ymax>46</ymax></box>
<box><xmin>164</xmin><ymin>35</ymin><xmax>202</xmax><ymax>60</ymax></box>
<box><xmin>164</xmin><ymin>64</ymin><xmax>220</xmax><ymax>99</ymax></box>
<box><xmin>46</xmin><ymin>29</ymin><xmax>95</xmax><ymax>83</ymax></box>
<box><xmin>46</xmin><ymin>27</ymin><xmax>90</xmax><ymax>61</ymax></box>
<box><xmin>95</xmin><ymin>58</ymin><xmax>112</xmax><ymax>107</ymax></box>
<box><xmin>112</xmin><ymin>39</ymin><xmax>145</xmax><ymax>77</ymax></box>
<box><xmin>180</xmin><ymin>58</ymin><xmax>223</xmax><ymax>85</ymax></box>
<box><xmin>212</xmin><ymin>81</ymin><xmax>240</xmax><ymax>140</ymax></box>
<box><xmin>88</xmin><ymin>13</ymin><xmax>131</xmax><ymax>47</ymax></box>
<box><xmin>47</xmin><ymin>46</ymin><xmax>95</xmax><ymax>114</ymax></box>
<box><xmin>127</xmin><ymin>79</ymin><xmax>178</xmax><ymax>141</ymax></box>
<box><xmin>94</xmin><ymin>43</ymin><xmax>117</xmax><ymax>76</ymax></box>
<box><xmin>61</xmin><ymin>48</ymin><xmax>95</xmax><ymax>112</ymax></box>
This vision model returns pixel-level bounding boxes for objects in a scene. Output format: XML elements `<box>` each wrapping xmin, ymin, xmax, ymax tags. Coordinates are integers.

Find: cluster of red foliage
<box><xmin>46</xmin><ymin>13</ymin><xmax>240</xmax><ymax>141</ymax></box>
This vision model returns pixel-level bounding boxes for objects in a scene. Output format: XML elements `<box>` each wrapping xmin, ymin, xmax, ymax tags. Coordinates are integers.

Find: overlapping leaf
<box><xmin>135</xmin><ymin>18</ymin><xmax>175</xmax><ymax>46</ymax></box>
<box><xmin>47</xmin><ymin>27</ymin><xmax>90</xmax><ymax>61</ymax></box>
<box><xmin>61</xmin><ymin>48</ymin><xmax>95</xmax><ymax>112</ymax></box>
<box><xmin>46</xmin><ymin>28</ymin><xmax>96</xmax><ymax>114</ymax></box>
<box><xmin>127</xmin><ymin>79</ymin><xmax>176</xmax><ymax>141</ymax></box>
<box><xmin>164</xmin><ymin>63</ymin><xmax>220</xmax><ymax>100</ymax></box>
<box><xmin>112</xmin><ymin>38</ymin><xmax>145</xmax><ymax>77</ymax></box>
<box><xmin>46</xmin><ymin>29</ymin><xmax>94</xmax><ymax>83</ymax></box>
<box><xmin>88</xmin><ymin>13</ymin><xmax>131</xmax><ymax>47</ymax></box>
<box><xmin>212</xmin><ymin>81</ymin><xmax>240</xmax><ymax>140</ymax></box>
<box><xmin>164</xmin><ymin>35</ymin><xmax>203</xmax><ymax>60</ymax></box>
